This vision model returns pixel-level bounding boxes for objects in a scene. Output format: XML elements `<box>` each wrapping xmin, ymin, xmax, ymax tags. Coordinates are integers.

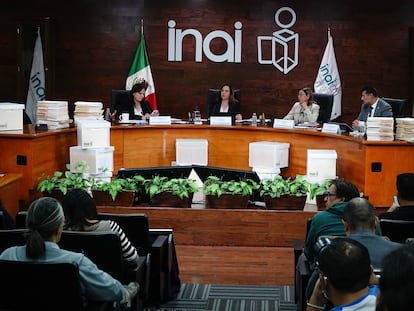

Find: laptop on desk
<box><xmin>328</xmin><ymin>122</ymin><xmax>354</xmax><ymax>133</ymax></box>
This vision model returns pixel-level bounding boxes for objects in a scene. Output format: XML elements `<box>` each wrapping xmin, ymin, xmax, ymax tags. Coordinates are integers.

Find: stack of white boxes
<box><xmin>0</xmin><ymin>103</ymin><xmax>25</xmax><ymax>133</ymax></box>
<box><xmin>248</xmin><ymin>141</ymin><xmax>290</xmax><ymax>180</ymax></box>
<box><xmin>175</xmin><ymin>138</ymin><xmax>209</xmax><ymax>191</ymax></box>
<box><xmin>306</xmin><ymin>149</ymin><xmax>337</xmax><ymax>183</ymax></box>
<box><xmin>70</xmin><ymin>119</ymin><xmax>113</xmax><ymax>182</ymax></box>
<box><xmin>306</xmin><ymin>149</ymin><xmax>337</xmax><ymax>205</ymax></box>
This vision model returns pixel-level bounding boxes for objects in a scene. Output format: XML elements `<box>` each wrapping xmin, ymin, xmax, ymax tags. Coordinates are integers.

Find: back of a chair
<box><xmin>314</xmin><ymin>93</ymin><xmax>334</xmax><ymax>123</ymax></box>
<box><xmin>382</xmin><ymin>97</ymin><xmax>408</xmax><ymax>117</ymax></box>
<box><xmin>0</xmin><ymin>260</ymin><xmax>83</xmax><ymax>311</ymax></box>
<box><xmin>379</xmin><ymin>219</ymin><xmax>414</xmax><ymax>243</ymax></box>
<box><xmin>0</xmin><ymin>229</ymin><xmax>27</xmax><ymax>254</ymax></box>
<box><xmin>15</xmin><ymin>210</ymin><xmax>28</xmax><ymax>229</ymax></box>
<box><xmin>98</xmin><ymin>213</ymin><xmax>151</xmax><ymax>256</ymax></box>
<box><xmin>59</xmin><ymin>231</ymin><xmax>125</xmax><ymax>281</ymax></box>
<box><xmin>111</xmin><ymin>89</ymin><xmax>131</xmax><ymax>115</ymax></box>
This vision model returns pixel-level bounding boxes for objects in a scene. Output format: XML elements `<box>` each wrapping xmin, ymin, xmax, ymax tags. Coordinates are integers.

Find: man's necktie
<box><xmin>369</xmin><ymin>106</ymin><xmax>373</xmax><ymax>117</ymax></box>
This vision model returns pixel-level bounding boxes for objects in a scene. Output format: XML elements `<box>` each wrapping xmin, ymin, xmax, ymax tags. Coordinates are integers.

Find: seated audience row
<box><xmin>0</xmin><ymin>197</ymin><xmax>139</xmax><ymax>308</ymax></box>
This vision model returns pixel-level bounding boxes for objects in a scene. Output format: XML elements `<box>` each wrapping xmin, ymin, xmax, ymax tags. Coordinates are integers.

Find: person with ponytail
<box><xmin>0</xmin><ymin>197</ymin><xmax>138</xmax><ymax>308</ymax></box>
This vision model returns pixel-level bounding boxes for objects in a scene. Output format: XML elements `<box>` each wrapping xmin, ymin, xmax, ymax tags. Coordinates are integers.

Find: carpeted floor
<box><xmin>159</xmin><ymin>283</ymin><xmax>296</xmax><ymax>311</ymax></box>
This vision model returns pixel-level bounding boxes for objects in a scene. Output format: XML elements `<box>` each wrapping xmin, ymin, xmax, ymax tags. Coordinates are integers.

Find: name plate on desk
<box><xmin>322</xmin><ymin>123</ymin><xmax>340</xmax><ymax>134</ymax></box>
<box><xmin>210</xmin><ymin>116</ymin><xmax>232</xmax><ymax>126</ymax></box>
<box><xmin>273</xmin><ymin>119</ymin><xmax>294</xmax><ymax>129</ymax></box>
<box><xmin>149</xmin><ymin>116</ymin><xmax>172</xmax><ymax>125</ymax></box>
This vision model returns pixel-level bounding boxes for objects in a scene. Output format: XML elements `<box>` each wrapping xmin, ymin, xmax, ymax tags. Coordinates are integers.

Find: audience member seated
<box><xmin>376</xmin><ymin>242</ymin><xmax>414</xmax><ymax>310</ymax></box>
<box><xmin>114</xmin><ymin>79</ymin><xmax>154</xmax><ymax>121</ymax></box>
<box><xmin>0</xmin><ymin>197</ymin><xmax>138</xmax><ymax>308</ymax></box>
<box><xmin>352</xmin><ymin>86</ymin><xmax>393</xmax><ymax>127</ymax></box>
<box><xmin>295</xmin><ymin>179</ymin><xmax>361</xmax><ymax>303</ymax></box>
<box><xmin>62</xmin><ymin>189</ymin><xmax>140</xmax><ymax>271</ymax></box>
<box><xmin>207</xmin><ymin>83</ymin><xmax>242</xmax><ymax>120</ymax></box>
<box><xmin>343</xmin><ymin>197</ymin><xmax>401</xmax><ymax>269</ymax></box>
<box><xmin>379</xmin><ymin>172</ymin><xmax>414</xmax><ymax>221</ymax></box>
<box><xmin>283</xmin><ymin>87</ymin><xmax>320</xmax><ymax>125</ymax></box>
<box><xmin>306</xmin><ymin>238</ymin><xmax>379</xmax><ymax>311</ymax></box>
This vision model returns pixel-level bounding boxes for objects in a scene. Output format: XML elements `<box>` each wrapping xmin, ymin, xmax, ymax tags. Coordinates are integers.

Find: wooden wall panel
<box><xmin>0</xmin><ymin>0</ymin><xmax>413</xmax><ymax>124</ymax></box>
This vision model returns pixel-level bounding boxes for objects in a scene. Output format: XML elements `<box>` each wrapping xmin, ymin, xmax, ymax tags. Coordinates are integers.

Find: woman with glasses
<box><xmin>283</xmin><ymin>87</ymin><xmax>320</xmax><ymax>125</ymax></box>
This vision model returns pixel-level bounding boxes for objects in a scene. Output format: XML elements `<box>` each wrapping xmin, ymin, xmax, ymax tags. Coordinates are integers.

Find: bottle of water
<box><xmin>104</xmin><ymin>107</ymin><xmax>112</xmax><ymax>122</ymax></box>
<box><xmin>251</xmin><ymin>112</ymin><xmax>257</xmax><ymax>127</ymax></box>
<box><xmin>194</xmin><ymin>106</ymin><xmax>202</xmax><ymax>125</ymax></box>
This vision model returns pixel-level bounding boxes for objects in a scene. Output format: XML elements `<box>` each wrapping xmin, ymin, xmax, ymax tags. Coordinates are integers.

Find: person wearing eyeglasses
<box><xmin>351</xmin><ymin>86</ymin><xmax>393</xmax><ymax>128</ymax></box>
<box><xmin>295</xmin><ymin>179</ymin><xmax>361</xmax><ymax>308</ymax></box>
<box><xmin>283</xmin><ymin>87</ymin><xmax>320</xmax><ymax>125</ymax></box>
<box><xmin>306</xmin><ymin>238</ymin><xmax>379</xmax><ymax>311</ymax></box>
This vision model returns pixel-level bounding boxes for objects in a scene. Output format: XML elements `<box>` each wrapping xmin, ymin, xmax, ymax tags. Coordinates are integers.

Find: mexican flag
<box><xmin>126</xmin><ymin>31</ymin><xmax>158</xmax><ymax>110</ymax></box>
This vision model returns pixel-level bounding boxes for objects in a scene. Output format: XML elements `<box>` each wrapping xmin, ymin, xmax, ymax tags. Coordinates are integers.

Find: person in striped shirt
<box><xmin>62</xmin><ymin>189</ymin><xmax>139</xmax><ymax>271</ymax></box>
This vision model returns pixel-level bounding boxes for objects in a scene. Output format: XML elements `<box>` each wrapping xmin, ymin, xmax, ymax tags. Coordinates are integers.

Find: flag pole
<box><xmin>141</xmin><ymin>19</ymin><xmax>144</xmax><ymax>36</ymax></box>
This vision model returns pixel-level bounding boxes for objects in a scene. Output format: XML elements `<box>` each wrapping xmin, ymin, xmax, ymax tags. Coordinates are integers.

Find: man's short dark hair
<box><xmin>361</xmin><ymin>86</ymin><xmax>378</xmax><ymax>97</ymax></box>
<box><xmin>396</xmin><ymin>173</ymin><xmax>414</xmax><ymax>201</ymax></box>
<box><xmin>377</xmin><ymin>243</ymin><xmax>414</xmax><ymax>310</ymax></box>
<box><xmin>317</xmin><ymin>238</ymin><xmax>371</xmax><ymax>293</ymax></box>
<box><xmin>343</xmin><ymin>197</ymin><xmax>376</xmax><ymax>231</ymax></box>
<box><xmin>330</xmin><ymin>179</ymin><xmax>360</xmax><ymax>202</ymax></box>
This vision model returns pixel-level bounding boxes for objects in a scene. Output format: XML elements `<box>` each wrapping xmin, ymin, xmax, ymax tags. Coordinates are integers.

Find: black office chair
<box><xmin>111</xmin><ymin>89</ymin><xmax>131</xmax><ymax>117</ymax></box>
<box><xmin>207</xmin><ymin>88</ymin><xmax>241</xmax><ymax>118</ymax></box>
<box><xmin>0</xmin><ymin>229</ymin><xmax>27</xmax><ymax>253</ymax></box>
<box><xmin>382</xmin><ymin>97</ymin><xmax>409</xmax><ymax>117</ymax></box>
<box><xmin>15</xmin><ymin>210</ymin><xmax>27</xmax><ymax>229</ymax></box>
<box><xmin>379</xmin><ymin>218</ymin><xmax>414</xmax><ymax>243</ymax></box>
<box><xmin>313</xmin><ymin>93</ymin><xmax>334</xmax><ymax>124</ymax></box>
<box><xmin>0</xmin><ymin>260</ymin><xmax>115</xmax><ymax>311</ymax></box>
<box><xmin>98</xmin><ymin>213</ymin><xmax>176</xmax><ymax>307</ymax></box>
<box><xmin>59</xmin><ymin>230</ymin><xmax>144</xmax><ymax>311</ymax></box>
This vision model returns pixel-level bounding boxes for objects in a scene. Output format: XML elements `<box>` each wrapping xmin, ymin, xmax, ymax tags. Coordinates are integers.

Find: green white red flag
<box><xmin>126</xmin><ymin>28</ymin><xmax>157</xmax><ymax>110</ymax></box>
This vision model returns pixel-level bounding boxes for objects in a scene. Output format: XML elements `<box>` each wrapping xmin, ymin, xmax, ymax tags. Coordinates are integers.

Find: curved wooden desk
<box><xmin>1</xmin><ymin>124</ymin><xmax>413</xmax><ymax>207</ymax></box>
<box><xmin>110</xmin><ymin>124</ymin><xmax>414</xmax><ymax>207</ymax></box>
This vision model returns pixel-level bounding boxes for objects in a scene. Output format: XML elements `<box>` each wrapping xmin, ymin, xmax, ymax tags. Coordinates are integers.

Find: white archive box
<box><xmin>176</xmin><ymin>139</ymin><xmax>208</xmax><ymax>166</ymax></box>
<box><xmin>249</xmin><ymin>141</ymin><xmax>290</xmax><ymax>169</ymax></box>
<box><xmin>77</xmin><ymin>119</ymin><xmax>110</xmax><ymax>148</ymax></box>
<box><xmin>0</xmin><ymin>103</ymin><xmax>25</xmax><ymax>132</ymax></box>
<box><xmin>70</xmin><ymin>146</ymin><xmax>114</xmax><ymax>174</ymax></box>
<box><xmin>307</xmin><ymin>149</ymin><xmax>337</xmax><ymax>181</ymax></box>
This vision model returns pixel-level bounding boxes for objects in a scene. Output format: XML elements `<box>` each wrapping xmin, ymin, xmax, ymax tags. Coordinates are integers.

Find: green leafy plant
<box><xmin>204</xmin><ymin>175</ymin><xmax>259</xmax><ymax>198</ymax></box>
<box><xmin>94</xmin><ymin>175</ymin><xmax>144</xmax><ymax>201</ymax></box>
<box><xmin>259</xmin><ymin>175</ymin><xmax>289</xmax><ymax>198</ymax></box>
<box><xmin>37</xmin><ymin>161</ymin><xmax>95</xmax><ymax>195</ymax></box>
<box><xmin>286</xmin><ymin>175</ymin><xmax>309</xmax><ymax>197</ymax></box>
<box><xmin>309</xmin><ymin>179</ymin><xmax>331</xmax><ymax>200</ymax></box>
<box><xmin>144</xmin><ymin>176</ymin><xmax>199</xmax><ymax>199</ymax></box>
<box><xmin>260</xmin><ymin>175</ymin><xmax>309</xmax><ymax>198</ymax></box>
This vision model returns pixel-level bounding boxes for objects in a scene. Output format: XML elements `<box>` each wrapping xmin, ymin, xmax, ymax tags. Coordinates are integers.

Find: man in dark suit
<box><xmin>352</xmin><ymin>86</ymin><xmax>393</xmax><ymax>127</ymax></box>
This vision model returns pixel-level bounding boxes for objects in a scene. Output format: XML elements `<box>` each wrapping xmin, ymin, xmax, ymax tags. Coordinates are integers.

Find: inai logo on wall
<box><xmin>257</xmin><ymin>7</ymin><xmax>299</xmax><ymax>74</ymax></box>
<box><xmin>167</xmin><ymin>6</ymin><xmax>299</xmax><ymax>74</ymax></box>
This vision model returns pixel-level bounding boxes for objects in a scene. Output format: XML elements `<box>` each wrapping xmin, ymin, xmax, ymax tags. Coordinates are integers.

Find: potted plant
<box><xmin>309</xmin><ymin>179</ymin><xmax>331</xmax><ymax>210</ymax></box>
<box><xmin>37</xmin><ymin>162</ymin><xmax>95</xmax><ymax>201</ymax></box>
<box><xmin>91</xmin><ymin>175</ymin><xmax>144</xmax><ymax>206</ymax></box>
<box><xmin>204</xmin><ymin>175</ymin><xmax>259</xmax><ymax>209</ymax></box>
<box><xmin>144</xmin><ymin>176</ymin><xmax>199</xmax><ymax>208</ymax></box>
<box><xmin>260</xmin><ymin>175</ymin><xmax>309</xmax><ymax>210</ymax></box>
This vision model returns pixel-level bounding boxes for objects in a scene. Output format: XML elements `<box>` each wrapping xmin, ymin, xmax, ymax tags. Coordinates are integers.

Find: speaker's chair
<box><xmin>313</xmin><ymin>93</ymin><xmax>334</xmax><ymax>124</ymax></box>
<box><xmin>382</xmin><ymin>97</ymin><xmax>409</xmax><ymax>117</ymax></box>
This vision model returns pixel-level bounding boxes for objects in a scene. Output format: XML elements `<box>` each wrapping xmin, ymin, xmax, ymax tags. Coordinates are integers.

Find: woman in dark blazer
<box><xmin>208</xmin><ymin>83</ymin><xmax>242</xmax><ymax>120</ymax></box>
<box><xmin>120</xmin><ymin>79</ymin><xmax>153</xmax><ymax>121</ymax></box>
